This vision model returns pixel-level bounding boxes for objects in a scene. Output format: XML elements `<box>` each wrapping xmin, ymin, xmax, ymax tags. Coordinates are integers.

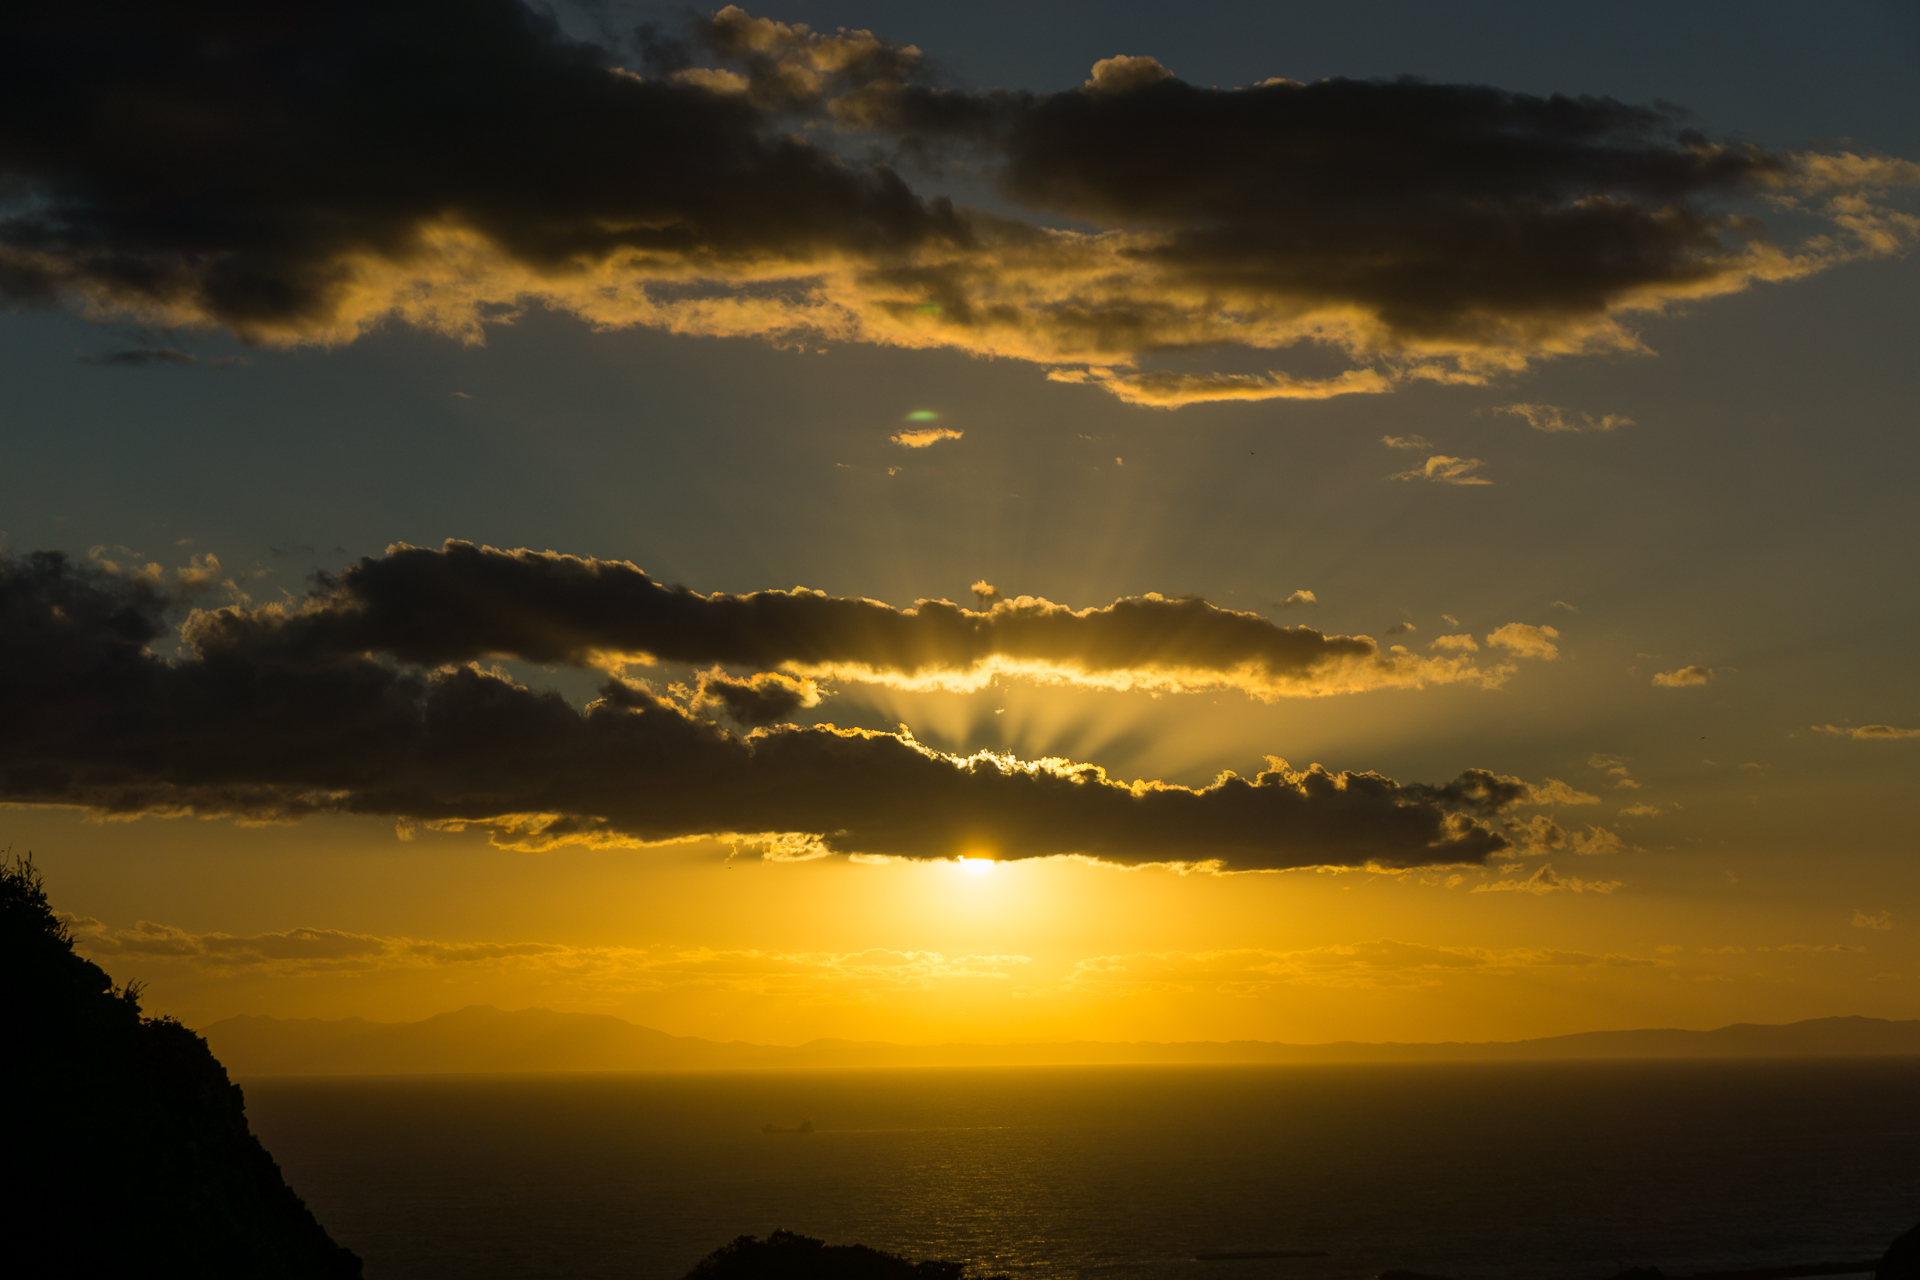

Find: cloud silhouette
<box><xmin>0</xmin><ymin>549</ymin><xmax>1530</xmax><ymax>870</ymax></box>
<box><xmin>687</xmin><ymin>668</ymin><xmax>822</xmax><ymax>726</ymax></box>
<box><xmin>4</xmin><ymin>2</ymin><xmax>1913</xmax><ymax>405</ymax></box>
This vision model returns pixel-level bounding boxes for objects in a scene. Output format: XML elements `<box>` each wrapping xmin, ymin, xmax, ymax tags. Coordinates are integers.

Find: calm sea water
<box><xmin>241</xmin><ymin>1060</ymin><xmax>1920</xmax><ymax>1280</ymax></box>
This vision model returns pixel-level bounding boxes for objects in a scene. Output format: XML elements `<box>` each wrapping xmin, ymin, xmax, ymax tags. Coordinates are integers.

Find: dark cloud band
<box><xmin>1</xmin><ymin>550</ymin><xmax>1523</xmax><ymax>870</ymax></box>
<box><xmin>4</xmin><ymin>2</ymin><xmax>1910</xmax><ymax>402</ymax></box>
<box><xmin>187</xmin><ymin>540</ymin><xmax>1519</xmax><ymax>696</ymax></box>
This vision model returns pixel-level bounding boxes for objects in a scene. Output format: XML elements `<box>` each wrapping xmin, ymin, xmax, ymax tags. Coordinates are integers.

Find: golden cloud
<box><xmin>1486</xmin><ymin>623</ymin><xmax>1561</xmax><ymax>662</ymax></box>
<box><xmin>1471</xmin><ymin>864</ymin><xmax>1621</xmax><ymax>895</ymax></box>
<box><xmin>1497</xmin><ymin>403</ymin><xmax>1634</xmax><ymax>433</ymax></box>
<box><xmin>1394</xmin><ymin>455</ymin><xmax>1492</xmax><ymax>485</ymax></box>
<box><xmin>7</xmin><ymin>3</ymin><xmax>1913</xmax><ymax>406</ymax></box>
<box><xmin>890</xmin><ymin>426</ymin><xmax>963</xmax><ymax>447</ymax></box>
<box><xmin>1815</xmin><ymin>724</ymin><xmax>1920</xmax><ymax>740</ymax></box>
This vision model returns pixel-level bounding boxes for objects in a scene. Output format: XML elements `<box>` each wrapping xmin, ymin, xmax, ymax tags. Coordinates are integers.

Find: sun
<box><xmin>956</xmin><ymin>856</ymin><xmax>996</xmax><ymax>876</ymax></box>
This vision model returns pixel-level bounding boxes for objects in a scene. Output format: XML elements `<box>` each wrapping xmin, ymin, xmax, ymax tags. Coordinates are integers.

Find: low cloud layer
<box><xmin>60</xmin><ymin>913</ymin><xmax>1028</xmax><ymax>992</ymax></box>
<box><xmin>5</xmin><ymin>2</ymin><xmax>1914</xmax><ymax>405</ymax></box>
<box><xmin>0</xmin><ymin>549</ymin><xmax>1577</xmax><ymax>870</ymax></box>
<box><xmin>189</xmin><ymin>540</ymin><xmax>1544</xmax><ymax>699</ymax></box>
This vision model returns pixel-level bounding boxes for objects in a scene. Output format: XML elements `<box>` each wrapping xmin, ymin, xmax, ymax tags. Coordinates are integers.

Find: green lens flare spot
<box><xmin>915</xmin><ymin>303</ymin><xmax>942</xmax><ymax>315</ymax></box>
<box><xmin>906</xmin><ymin>410</ymin><xmax>940</xmax><ymax>422</ymax></box>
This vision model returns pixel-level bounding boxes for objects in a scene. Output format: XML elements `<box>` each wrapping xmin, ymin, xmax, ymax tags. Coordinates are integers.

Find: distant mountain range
<box><xmin>200</xmin><ymin>1007</ymin><xmax>1920</xmax><ymax>1076</ymax></box>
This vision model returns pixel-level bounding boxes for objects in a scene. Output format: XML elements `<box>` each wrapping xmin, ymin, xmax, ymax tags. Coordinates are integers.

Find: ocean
<box><xmin>241</xmin><ymin>1059</ymin><xmax>1920</xmax><ymax>1280</ymax></box>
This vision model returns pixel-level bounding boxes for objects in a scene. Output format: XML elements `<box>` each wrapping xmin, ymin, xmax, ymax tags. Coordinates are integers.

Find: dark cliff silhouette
<box><xmin>0</xmin><ymin>855</ymin><xmax>360</xmax><ymax>1278</ymax></box>
<box><xmin>684</xmin><ymin>1231</ymin><xmax>1005</xmax><ymax>1280</ymax></box>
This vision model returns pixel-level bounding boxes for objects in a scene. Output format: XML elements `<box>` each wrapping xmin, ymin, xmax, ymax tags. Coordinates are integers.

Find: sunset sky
<box><xmin>4</xmin><ymin>0</ymin><xmax>1917</xmax><ymax>1047</ymax></box>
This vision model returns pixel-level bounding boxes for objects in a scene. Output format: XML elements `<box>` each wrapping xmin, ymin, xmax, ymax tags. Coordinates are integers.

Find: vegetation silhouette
<box><xmin>684</xmin><ymin>1231</ymin><xmax>1007</xmax><ymax>1280</ymax></box>
<box><xmin>0</xmin><ymin>853</ymin><xmax>360</xmax><ymax>1278</ymax></box>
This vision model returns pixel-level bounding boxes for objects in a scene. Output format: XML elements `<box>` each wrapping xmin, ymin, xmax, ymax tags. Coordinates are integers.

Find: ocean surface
<box><xmin>241</xmin><ymin>1059</ymin><xmax>1920</xmax><ymax>1280</ymax></box>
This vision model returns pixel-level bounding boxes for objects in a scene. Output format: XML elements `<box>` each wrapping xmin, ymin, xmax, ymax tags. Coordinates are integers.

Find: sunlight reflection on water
<box><xmin>243</xmin><ymin>1060</ymin><xmax>1920</xmax><ymax>1280</ymax></box>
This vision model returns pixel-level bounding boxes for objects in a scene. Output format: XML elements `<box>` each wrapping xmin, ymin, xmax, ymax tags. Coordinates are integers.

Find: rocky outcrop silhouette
<box><xmin>1881</xmin><ymin>1221</ymin><xmax>1920</xmax><ymax>1279</ymax></box>
<box><xmin>684</xmin><ymin>1231</ymin><xmax>1005</xmax><ymax>1280</ymax></box>
<box><xmin>0</xmin><ymin>855</ymin><xmax>360</xmax><ymax>1278</ymax></box>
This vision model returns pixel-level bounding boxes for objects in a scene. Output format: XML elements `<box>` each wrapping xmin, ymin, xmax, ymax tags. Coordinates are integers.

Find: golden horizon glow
<box><xmin>6</xmin><ymin>0</ymin><xmax>1916</xmax><ymax>1055</ymax></box>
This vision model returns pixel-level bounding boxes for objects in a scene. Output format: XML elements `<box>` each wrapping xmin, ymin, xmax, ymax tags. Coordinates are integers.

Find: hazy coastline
<box><xmin>205</xmin><ymin>1007</ymin><xmax>1920</xmax><ymax>1076</ymax></box>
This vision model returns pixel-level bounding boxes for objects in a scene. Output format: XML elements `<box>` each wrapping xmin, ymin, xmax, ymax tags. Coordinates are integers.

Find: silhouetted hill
<box><xmin>202</xmin><ymin>1004</ymin><xmax>1920</xmax><ymax>1076</ymax></box>
<box><xmin>1</xmin><ymin>856</ymin><xmax>360</xmax><ymax>1278</ymax></box>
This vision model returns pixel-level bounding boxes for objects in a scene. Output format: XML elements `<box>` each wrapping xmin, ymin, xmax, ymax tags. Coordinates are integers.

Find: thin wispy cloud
<box><xmin>1653</xmin><ymin>665</ymin><xmax>1715</xmax><ymax>687</ymax></box>
<box><xmin>60</xmin><ymin>914</ymin><xmax>1031</xmax><ymax>991</ymax></box>
<box><xmin>1589</xmin><ymin>754</ymin><xmax>1641</xmax><ymax>790</ymax></box>
<box><xmin>77</xmin><ymin>347</ymin><xmax>198</xmax><ymax>367</ymax></box>
<box><xmin>891</xmin><ymin>426</ymin><xmax>963</xmax><ymax>448</ymax></box>
<box><xmin>1498</xmin><ymin>403</ymin><xmax>1634</xmax><ymax>433</ymax></box>
<box><xmin>1471</xmin><ymin>865</ymin><xmax>1621</xmax><ymax>895</ymax></box>
<box><xmin>1393</xmin><ymin>455</ymin><xmax>1491</xmax><ymax>485</ymax></box>
<box><xmin>1815</xmin><ymin>723</ymin><xmax>1920</xmax><ymax>740</ymax></box>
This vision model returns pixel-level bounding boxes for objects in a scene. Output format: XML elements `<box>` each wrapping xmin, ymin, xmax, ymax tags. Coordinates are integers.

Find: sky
<box><xmin>3</xmin><ymin>0</ymin><xmax>1918</xmax><ymax>1047</ymax></box>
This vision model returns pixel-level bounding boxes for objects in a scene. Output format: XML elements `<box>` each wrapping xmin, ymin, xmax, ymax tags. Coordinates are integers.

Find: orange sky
<box><xmin>5</xmin><ymin>0</ymin><xmax>1917</xmax><ymax>1046</ymax></box>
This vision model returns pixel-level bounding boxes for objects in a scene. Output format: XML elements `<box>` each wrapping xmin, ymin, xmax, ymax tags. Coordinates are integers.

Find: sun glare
<box><xmin>956</xmin><ymin>856</ymin><xmax>996</xmax><ymax>875</ymax></box>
